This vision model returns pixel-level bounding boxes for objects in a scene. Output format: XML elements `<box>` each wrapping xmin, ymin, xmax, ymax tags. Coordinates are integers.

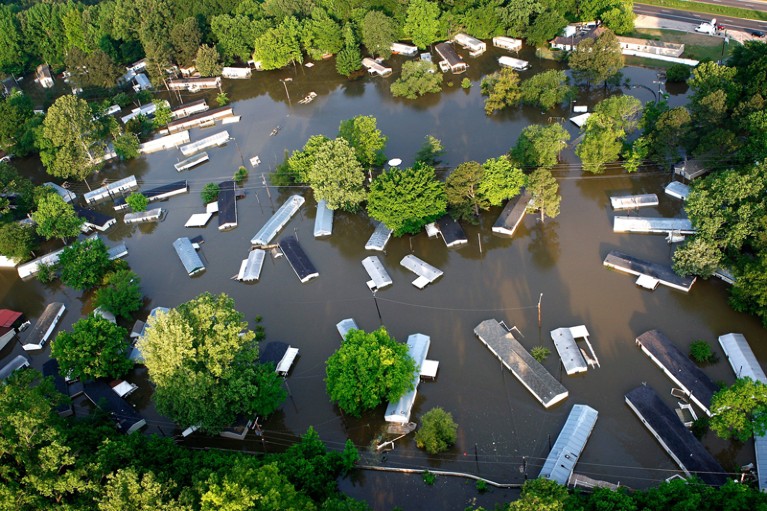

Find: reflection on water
<box><xmin>1</xmin><ymin>46</ymin><xmax>762</xmax><ymax>508</ymax></box>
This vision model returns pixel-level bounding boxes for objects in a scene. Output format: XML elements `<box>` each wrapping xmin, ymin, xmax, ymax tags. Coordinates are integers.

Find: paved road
<box><xmin>689</xmin><ymin>0</ymin><xmax>767</xmax><ymax>13</ymax></box>
<box><xmin>635</xmin><ymin>3</ymin><xmax>767</xmax><ymax>32</ymax></box>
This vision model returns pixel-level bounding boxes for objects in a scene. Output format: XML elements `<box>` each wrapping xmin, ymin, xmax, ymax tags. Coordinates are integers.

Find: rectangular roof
<box><xmin>636</xmin><ymin>330</ymin><xmax>719</xmax><ymax>415</ymax></box>
<box><xmin>385</xmin><ymin>334</ymin><xmax>431</xmax><ymax>423</ymax></box>
<box><xmin>22</xmin><ymin>302</ymin><xmax>65</xmax><ymax>351</ymax></box>
<box><xmin>625</xmin><ymin>385</ymin><xmax>727</xmax><ymax>486</ymax></box>
<box><xmin>0</xmin><ymin>309</ymin><xmax>22</xmax><ymax>328</ymax></box>
<box><xmin>74</xmin><ymin>206</ymin><xmax>116</xmax><ymax>230</ymax></box>
<box><xmin>237</xmin><ymin>249</ymin><xmax>265</xmax><ymax>282</ymax></box>
<box><xmin>613</xmin><ymin>216</ymin><xmax>695</xmax><ymax>234</ymax></box>
<box><xmin>171</xmin><ymin>99</ymin><xmax>208</xmax><ymax>118</ymax></box>
<box><xmin>400</xmin><ymin>254</ymin><xmax>443</xmax><ymax>286</ymax></box>
<box><xmin>276</xmin><ymin>347</ymin><xmax>299</xmax><ymax>375</ymax></box>
<box><xmin>550</xmin><ymin>327</ymin><xmax>589</xmax><ymax>375</ymax></box>
<box><xmin>474</xmin><ymin>319</ymin><xmax>569</xmax><ymax>408</ymax></box>
<box><xmin>124</xmin><ymin>208</ymin><xmax>165</xmax><ymax>224</ymax></box>
<box><xmin>539</xmin><ymin>404</ymin><xmax>599</xmax><ymax>484</ymax></box>
<box><xmin>365</xmin><ymin>222</ymin><xmax>393</xmax><ymax>251</ymax></box>
<box><xmin>185</xmin><ymin>212</ymin><xmax>212</xmax><ymax>228</ymax></box>
<box><xmin>180</xmin><ymin>130</ymin><xmax>230</xmax><ymax>156</ymax></box>
<box><xmin>260</xmin><ymin>341</ymin><xmax>290</xmax><ymax>365</ymax></box>
<box><xmin>665</xmin><ymin>181</ymin><xmax>690</xmax><ymax>200</ymax></box>
<box><xmin>493</xmin><ymin>192</ymin><xmax>531</xmax><ymax>236</ymax></box>
<box><xmin>610</xmin><ymin>194</ymin><xmax>659</xmax><ymax>210</ymax></box>
<box><xmin>144</xmin><ymin>180</ymin><xmax>188</xmax><ymax>201</ymax></box>
<box><xmin>175</xmin><ymin>152</ymin><xmax>209</xmax><ymax>171</ymax></box>
<box><xmin>83</xmin><ymin>175</ymin><xmax>138</xmax><ymax>204</ymax></box>
<box><xmin>251</xmin><ymin>195</ymin><xmax>304</xmax><ymax>246</ymax></box>
<box><xmin>83</xmin><ymin>380</ymin><xmax>146</xmax><ymax>434</ymax></box>
<box><xmin>217</xmin><ymin>180</ymin><xmax>238</xmax><ymax>230</ymax></box>
<box><xmin>279</xmin><ymin>235</ymin><xmax>318</xmax><ymax>283</ymax></box>
<box><xmin>337</xmin><ymin>318</ymin><xmax>359</xmax><ymax>340</ymax></box>
<box><xmin>435</xmin><ymin>42</ymin><xmax>463</xmax><ymax>67</ymax></box>
<box><xmin>362</xmin><ymin>256</ymin><xmax>392</xmax><ymax>290</ymax></box>
<box><xmin>0</xmin><ymin>355</ymin><xmax>29</xmax><ymax>381</ymax></box>
<box><xmin>167</xmin><ymin>106</ymin><xmax>233</xmax><ymax>133</ymax></box>
<box><xmin>173</xmin><ymin>237</ymin><xmax>205</xmax><ymax>276</ymax></box>
<box><xmin>314</xmin><ymin>200</ymin><xmax>334</xmax><ymax>237</ymax></box>
<box><xmin>437</xmin><ymin>215</ymin><xmax>468</xmax><ymax>247</ymax></box>
<box><xmin>603</xmin><ymin>250</ymin><xmax>696</xmax><ymax>292</ymax></box>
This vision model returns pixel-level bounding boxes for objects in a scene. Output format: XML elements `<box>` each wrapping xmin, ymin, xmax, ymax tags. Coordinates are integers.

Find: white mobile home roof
<box><xmin>173</xmin><ymin>237</ymin><xmax>205</xmax><ymax>276</ymax></box>
<box><xmin>83</xmin><ymin>176</ymin><xmax>138</xmax><ymax>205</ymax></box>
<box><xmin>365</xmin><ymin>222</ymin><xmax>393</xmax><ymax>251</ymax></box>
<box><xmin>550</xmin><ymin>327</ymin><xmax>589</xmax><ymax>375</ymax></box>
<box><xmin>314</xmin><ymin>200</ymin><xmax>334</xmax><ymax>237</ymax></box>
<box><xmin>124</xmin><ymin>208</ymin><xmax>165</xmax><ymax>224</ymax></box>
<box><xmin>185</xmin><ymin>212</ymin><xmax>213</xmax><ymax>227</ymax></box>
<box><xmin>179</xmin><ymin>130</ymin><xmax>229</xmax><ymax>156</ymax></box>
<box><xmin>362</xmin><ymin>256</ymin><xmax>392</xmax><ymax>290</ymax></box>
<box><xmin>613</xmin><ymin>216</ymin><xmax>695</xmax><ymax>235</ymax></box>
<box><xmin>400</xmin><ymin>254</ymin><xmax>443</xmax><ymax>288</ymax></box>
<box><xmin>665</xmin><ymin>181</ymin><xmax>690</xmax><ymax>200</ymax></box>
<box><xmin>539</xmin><ymin>404</ymin><xmax>599</xmax><ymax>484</ymax></box>
<box><xmin>251</xmin><ymin>195</ymin><xmax>304</xmax><ymax>246</ymax></box>
<box><xmin>610</xmin><ymin>194</ymin><xmax>659</xmax><ymax>210</ymax></box>
<box><xmin>237</xmin><ymin>249</ymin><xmax>266</xmax><ymax>282</ymax></box>
<box><xmin>0</xmin><ymin>355</ymin><xmax>30</xmax><ymax>381</ymax></box>
<box><xmin>384</xmin><ymin>333</ymin><xmax>431</xmax><ymax>423</ymax></box>
<box><xmin>336</xmin><ymin>318</ymin><xmax>359</xmax><ymax>340</ymax></box>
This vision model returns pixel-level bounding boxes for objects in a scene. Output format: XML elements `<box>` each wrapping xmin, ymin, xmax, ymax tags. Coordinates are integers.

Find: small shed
<box><xmin>260</xmin><ymin>342</ymin><xmax>299</xmax><ymax>376</ymax></box>
<box><xmin>336</xmin><ymin>318</ymin><xmax>359</xmax><ymax>340</ymax></box>
<box><xmin>665</xmin><ymin>181</ymin><xmax>690</xmax><ymax>201</ymax></box>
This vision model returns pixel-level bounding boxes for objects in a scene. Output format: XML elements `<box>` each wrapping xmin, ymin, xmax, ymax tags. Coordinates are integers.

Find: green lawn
<box><xmin>627</xmin><ymin>28</ymin><xmax>741</xmax><ymax>61</ymax></box>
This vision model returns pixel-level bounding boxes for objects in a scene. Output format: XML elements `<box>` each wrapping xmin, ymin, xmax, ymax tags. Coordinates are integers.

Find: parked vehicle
<box><xmin>694</xmin><ymin>18</ymin><xmax>717</xmax><ymax>36</ymax></box>
<box><xmin>751</xmin><ymin>30</ymin><xmax>766</xmax><ymax>38</ymax></box>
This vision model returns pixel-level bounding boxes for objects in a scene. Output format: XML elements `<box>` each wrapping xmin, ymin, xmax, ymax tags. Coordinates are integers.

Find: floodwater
<box><xmin>2</xmin><ymin>46</ymin><xmax>764</xmax><ymax>509</ymax></box>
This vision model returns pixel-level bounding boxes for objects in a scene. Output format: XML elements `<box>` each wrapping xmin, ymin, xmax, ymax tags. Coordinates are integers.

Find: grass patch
<box><xmin>637</xmin><ymin>0</ymin><xmax>767</xmax><ymax>22</ymax></box>
<box><xmin>628</xmin><ymin>28</ymin><xmax>740</xmax><ymax>61</ymax></box>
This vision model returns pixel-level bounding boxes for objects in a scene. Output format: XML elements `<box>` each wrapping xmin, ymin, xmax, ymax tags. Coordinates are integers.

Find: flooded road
<box><xmin>1</xmin><ymin>46</ymin><xmax>763</xmax><ymax>508</ymax></box>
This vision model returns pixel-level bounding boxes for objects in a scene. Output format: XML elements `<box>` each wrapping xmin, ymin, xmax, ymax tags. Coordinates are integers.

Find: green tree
<box><xmin>170</xmin><ymin>17</ymin><xmax>202</xmax><ymax>67</ymax></box>
<box><xmin>126</xmin><ymin>193</ymin><xmax>148</xmax><ymax>212</ymax></box>
<box><xmin>568</xmin><ymin>29</ymin><xmax>623</xmax><ymax>88</ymax></box>
<box><xmin>666</xmin><ymin>64</ymin><xmax>691</xmax><ymax>83</ymax></box>
<box><xmin>336</xmin><ymin>23</ymin><xmax>362</xmax><ymax>77</ymax></box>
<box><xmin>195</xmin><ymin>44</ymin><xmax>222</xmax><ymax>77</ymax></box>
<box><xmin>0</xmin><ymin>222</ymin><xmax>38</xmax><ymax>262</ymax></box>
<box><xmin>403</xmin><ymin>0</ymin><xmax>442</xmax><ymax>49</ymax></box>
<box><xmin>307</xmin><ymin>138</ymin><xmax>367</xmax><ymax>212</ymax></box>
<box><xmin>414</xmin><ymin>407</ymin><xmax>458</xmax><ymax>454</ymax></box>
<box><xmin>152</xmin><ymin>101</ymin><xmax>173</xmax><ymax>129</ymax></box>
<box><xmin>94</xmin><ymin>270</ymin><xmax>143</xmax><ymax>320</ymax></box>
<box><xmin>211</xmin><ymin>14</ymin><xmax>271</xmax><ymax>64</ymax></box>
<box><xmin>479</xmin><ymin>156</ymin><xmax>526</xmax><ymax>206</ymax></box>
<box><xmin>0</xmin><ymin>89</ymin><xmax>40</xmax><ymax>158</ymax></box>
<box><xmin>520</xmin><ymin>70</ymin><xmax>575</xmax><ymax>111</ymax></box>
<box><xmin>710</xmin><ymin>378</ymin><xmax>767</xmax><ymax>442</ymax></box>
<box><xmin>0</xmin><ymin>163</ymin><xmax>36</xmax><ymax>219</ymax></box>
<box><xmin>113</xmin><ymin>132</ymin><xmax>140</xmax><ymax>160</ymax></box>
<box><xmin>526</xmin><ymin>168</ymin><xmax>560</xmax><ymax>223</ymax></box>
<box><xmin>52</xmin><ymin>315</ymin><xmax>131</xmax><ymax>381</ymax></box>
<box><xmin>672</xmin><ymin>237</ymin><xmax>722</xmax><ymax>278</ymax></box>
<box><xmin>601</xmin><ymin>2</ymin><xmax>635</xmax><ymax>35</ymax></box>
<box><xmin>301</xmin><ymin>8</ymin><xmax>343</xmax><ymax>60</ymax></box>
<box><xmin>512</xmin><ymin>123</ymin><xmax>571</xmax><ymax>169</ymax></box>
<box><xmin>338</xmin><ymin>115</ymin><xmax>387</xmax><ymax>167</ymax></box>
<box><xmin>38</xmin><ymin>95</ymin><xmax>105</xmax><ymax>184</ymax></box>
<box><xmin>446</xmin><ymin>161</ymin><xmax>488</xmax><ymax>221</ymax></box>
<box><xmin>201</xmin><ymin>183</ymin><xmax>220</xmax><ymax>204</ymax></box>
<box><xmin>31</xmin><ymin>193</ymin><xmax>84</xmax><ymax>244</ymax></box>
<box><xmin>508</xmin><ymin>478</ymin><xmax>569</xmax><ymax>511</ymax></box>
<box><xmin>390</xmin><ymin>60</ymin><xmax>443</xmax><ymax>99</ymax></box>
<box><xmin>498</xmin><ymin>0</ymin><xmax>545</xmax><ymax>38</ymax></box>
<box><xmin>525</xmin><ymin>10</ymin><xmax>568</xmax><ymax>48</ymax></box>
<box><xmin>253</xmin><ymin>16</ymin><xmax>303</xmax><ymax>70</ymax></box>
<box><xmin>415</xmin><ymin>135</ymin><xmax>444</xmax><ymax>165</ymax></box>
<box><xmin>65</xmin><ymin>47</ymin><xmax>123</xmax><ymax>89</ymax></box>
<box><xmin>98</xmin><ymin>468</ymin><xmax>191</xmax><ymax>511</ymax></box>
<box><xmin>576</xmin><ymin>118</ymin><xmax>623</xmax><ymax>174</ymax></box>
<box><xmin>325</xmin><ymin>327</ymin><xmax>416</xmax><ymax>417</ymax></box>
<box><xmin>58</xmin><ymin>238</ymin><xmax>112</xmax><ymax>290</ymax></box>
<box><xmin>138</xmin><ymin>293</ymin><xmax>286</xmax><ymax>433</ymax></box>
<box><xmin>0</xmin><ymin>5</ymin><xmax>27</xmax><ymax>75</ymax></box>
<box><xmin>481</xmin><ymin>68</ymin><xmax>522</xmax><ymax>115</ymax></box>
<box><xmin>283</xmin><ymin>135</ymin><xmax>330</xmax><ymax>184</ymax></box>
<box><xmin>367</xmin><ymin>163</ymin><xmax>447</xmax><ymax>236</ymax></box>
<box><xmin>360</xmin><ymin>11</ymin><xmax>397</xmax><ymax>59</ymax></box>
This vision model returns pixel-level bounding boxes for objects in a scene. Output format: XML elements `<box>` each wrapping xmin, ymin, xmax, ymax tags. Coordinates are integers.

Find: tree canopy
<box><xmin>481</xmin><ymin>68</ymin><xmax>522</xmax><ymax>115</ymax></box>
<box><xmin>338</xmin><ymin>115</ymin><xmax>387</xmax><ymax>167</ymax></box>
<box><xmin>711</xmin><ymin>378</ymin><xmax>767</xmax><ymax>442</ymax></box>
<box><xmin>414</xmin><ymin>407</ymin><xmax>458</xmax><ymax>454</ymax></box>
<box><xmin>57</xmin><ymin>237</ymin><xmax>113</xmax><ymax>290</ymax></box>
<box><xmin>52</xmin><ymin>314</ymin><xmax>132</xmax><ymax>381</ymax></box>
<box><xmin>390</xmin><ymin>60</ymin><xmax>443</xmax><ymax>99</ymax></box>
<box><xmin>526</xmin><ymin>168</ymin><xmax>561</xmax><ymax>223</ymax></box>
<box><xmin>325</xmin><ymin>327</ymin><xmax>416</xmax><ymax>417</ymax></box>
<box><xmin>138</xmin><ymin>292</ymin><xmax>286</xmax><ymax>433</ymax></box>
<box><xmin>568</xmin><ymin>29</ymin><xmax>623</xmax><ymax>87</ymax></box>
<box><xmin>31</xmin><ymin>192</ymin><xmax>83</xmax><ymax>244</ymax></box>
<box><xmin>360</xmin><ymin>11</ymin><xmax>397</xmax><ymax>59</ymax></box>
<box><xmin>520</xmin><ymin>70</ymin><xmax>575</xmax><ymax>111</ymax></box>
<box><xmin>307</xmin><ymin>138</ymin><xmax>367</xmax><ymax>212</ymax></box>
<box><xmin>367</xmin><ymin>163</ymin><xmax>447</xmax><ymax>236</ymax></box>
<box><xmin>94</xmin><ymin>269</ymin><xmax>143</xmax><ymax>320</ymax></box>
<box><xmin>403</xmin><ymin>0</ymin><xmax>441</xmax><ymax>49</ymax></box>
<box><xmin>512</xmin><ymin>123</ymin><xmax>571</xmax><ymax>169</ymax></box>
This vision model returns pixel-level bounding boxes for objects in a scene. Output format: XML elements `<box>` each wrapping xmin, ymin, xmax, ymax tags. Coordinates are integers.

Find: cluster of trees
<box><xmin>479</xmin><ymin>477</ymin><xmax>767</xmax><ymax>511</ymax></box>
<box><xmin>275</xmin><ymin>115</ymin><xmax>563</xmax><ymax>233</ymax></box>
<box><xmin>0</xmin><ymin>0</ymin><xmax>635</xmax><ymax>85</ymax></box>
<box><xmin>482</xmin><ymin>68</ymin><xmax>575</xmax><ymax>115</ymax></box>
<box><xmin>0</xmin><ymin>368</ymin><xmax>364</xmax><ymax>510</ymax></box>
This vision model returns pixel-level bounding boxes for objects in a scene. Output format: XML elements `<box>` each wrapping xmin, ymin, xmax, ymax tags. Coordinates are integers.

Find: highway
<box><xmin>690</xmin><ymin>0</ymin><xmax>767</xmax><ymax>12</ymax></box>
<box><xmin>635</xmin><ymin>3</ymin><xmax>767</xmax><ymax>32</ymax></box>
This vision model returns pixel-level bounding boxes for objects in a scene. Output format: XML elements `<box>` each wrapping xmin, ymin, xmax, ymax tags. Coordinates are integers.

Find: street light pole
<box><xmin>372</xmin><ymin>289</ymin><xmax>383</xmax><ymax>325</ymax></box>
<box><xmin>280</xmin><ymin>78</ymin><xmax>292</xmax><ymax>106</ymax></box>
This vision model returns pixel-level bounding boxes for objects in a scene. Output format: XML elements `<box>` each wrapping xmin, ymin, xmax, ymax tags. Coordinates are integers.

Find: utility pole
<box><xmin>280</xmin><ymin>78</ymin><xmax>292</xmax><ymax>106</ymax></box>
<box><xmin>538</xmin><ymin>293</ymin><xmax>543</xmax><ymax>328</ymax></box>
<box><xmin>261</xmin><ymin>173</ymin><xmax>271</xmax><ymax>200</ymax></box>
<box><xmin>372</xmin><ymin>289</ymin><xmax>383</xmax><ymax>325</ymax></box>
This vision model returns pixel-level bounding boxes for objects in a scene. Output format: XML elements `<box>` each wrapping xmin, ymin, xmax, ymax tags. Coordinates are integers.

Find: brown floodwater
<box><xmin>2</xmin><ymin>46</ymin><xmax>763</xmax><ymax>510</ymax></box>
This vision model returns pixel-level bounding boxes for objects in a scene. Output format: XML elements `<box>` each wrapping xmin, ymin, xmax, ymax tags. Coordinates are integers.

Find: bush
<box><xmin>690</xmin><ymin>340</ymin><xmax>714</xmax><ymax>364</ymax></box>
<box><xmin>691</xmin><ymin>416</ymin><xmax>710</xmax><ymax>439</ymax></box>
<box><xmin>461</xmin><ymin>78</ymin><xmax>471</xmax><ymax>89</ymax></box>
<box><xmin>390</xmin><ymin>61</ymin><xmax>443</xmax><ymax>99</ymax></box>
<box><xmin>125</xmin><ymin>192</ymin><xmax>148</xmax><ymax>212</ymax></box>
<box><xmin>233</xmin><ymin>166</ymin><xmax>248</xmax><ymax>184</ymax></box>
<box><xmin>37</xmin><ymin>262</ymin><xmax>55</xmax><ymax>284</ymax></box>
<box><xmin>531</xmin><ymin>346</ymin><xmax>551</xmax><ymax>363</ymax></box>
<box><xmin>58</xmin><ymin>238</ymin><xmax>112</xmax><ymax>291</ymax></box>
<box><xmin>415</xmin><ymin>407</ymin><xmax>458</xmax><ymax>454</ymax></box>
<box><xmin>422</xmin><ymin>471</ymin><xmax>436</xmax><ymax>485</ymax></box>
<box><xmin>476</xmin><ymin>480</ymin><xmax>488</xmax><ymax>493</ymax></box>
<box><xmin>666</xmin><ymin>64</ymin><xmax>691</xmax><ymax>83</ymax></box>
<box><xmin>201</xmin><ymin>183</ymin><xmax>220</xmax><ymax>204</ymax></box>
<box><xmin>216</xmin><ymin>92</ymin><xmax>229</xmax><ymax>106</ymax></box>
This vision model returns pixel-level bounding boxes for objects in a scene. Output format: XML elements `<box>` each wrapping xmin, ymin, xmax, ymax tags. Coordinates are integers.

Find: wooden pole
<box><xmin>538</xmin><ymin>293</ymin><xmax>543</xmax><ymax>328</ymax></box>
<box><xmin>261</xmin><ymin>173</ymin><xmax>271</xmax><ymax>199</ymax></box>
<box><xmin>477</xmin><ymin>232</ymin><xmax>482</xmax><ymax>254</ymax></box>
